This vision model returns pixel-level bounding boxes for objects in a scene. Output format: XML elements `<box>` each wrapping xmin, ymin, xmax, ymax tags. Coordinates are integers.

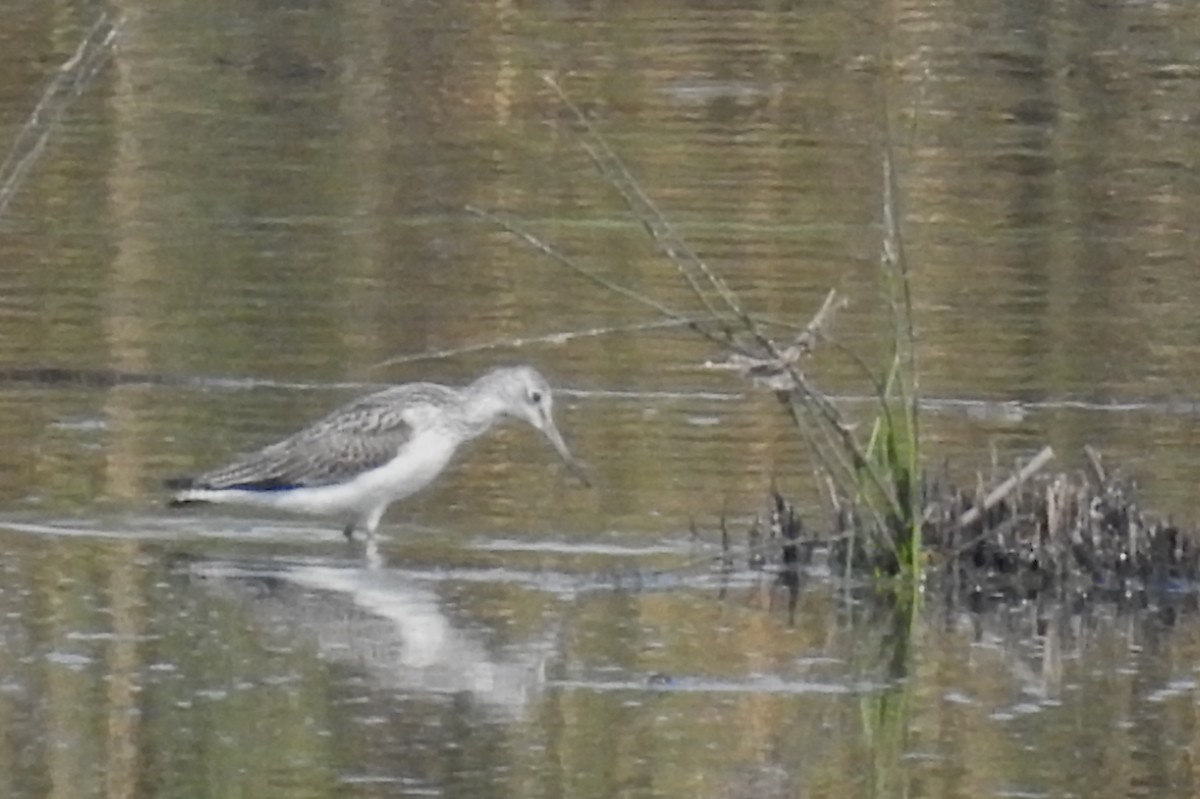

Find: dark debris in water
<box><xmin>921</xmin><ymin>461</ymin><xmax>1200</xmax><ymax>603</ymax></box>
<box><xmin>723</xmin><ymin>450</ymin><xmax>1200</xmax><ymax>608</ymax></box>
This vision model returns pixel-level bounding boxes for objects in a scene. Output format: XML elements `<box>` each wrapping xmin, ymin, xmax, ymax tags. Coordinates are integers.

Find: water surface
<box><xmin>2</xmin><ymin>1</ymin><xmax>1200</xmax><ymax>796</ymax></box>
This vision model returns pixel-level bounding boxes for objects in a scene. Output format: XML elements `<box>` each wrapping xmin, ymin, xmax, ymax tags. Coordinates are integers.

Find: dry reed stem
<box><xmin>957</xmin><ymin>446</ymin><xmax>1055</xmax><ymax>528</ymax></box>
<box><xmin>542</xmin><ymin>76</ymin><xmax>752</xmax><ymax>335</ymax></box>
<box><xmin>371</xmin><ymin>318</ymin><xmax>700</xmax><ymax>370</ymax></box>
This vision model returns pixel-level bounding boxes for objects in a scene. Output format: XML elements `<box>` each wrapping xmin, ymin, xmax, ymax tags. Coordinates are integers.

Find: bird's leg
<box><xmin>363</xmin><ymin>504</ymin><xmax>387</xmax><ymax>539</ymax></box>
<box><xmin>342</xmin><ymin>520</ymin><xmax>356</xmax><ymax>540</ymax></box>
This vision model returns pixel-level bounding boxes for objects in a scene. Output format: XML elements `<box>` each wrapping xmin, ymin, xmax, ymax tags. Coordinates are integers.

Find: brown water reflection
<box><xmin>3</xmin><ymin>528</ymin><xmax>1200</xmax><ymax>798</ymax></box>
<box><xmin>3</xmin><ymin>0</ymin><xmax>1200</xmax><ymax>797</ymax></box>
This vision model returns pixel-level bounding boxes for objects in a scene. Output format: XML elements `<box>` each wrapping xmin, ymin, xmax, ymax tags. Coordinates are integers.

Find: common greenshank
<box><xmin>166</xmin><ymin>365</ymin><xmax>588</xmax><ymax>539</ymax></box>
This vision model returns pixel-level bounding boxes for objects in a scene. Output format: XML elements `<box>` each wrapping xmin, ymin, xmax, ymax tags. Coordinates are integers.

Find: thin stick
<box><xmin>957</xmin><ymin>446</ymin><xmax>1055</xmax><ymax>529</ymax></box>
<box><xmin>369</xmin><ymin>318</ymin><xmax>703</xmax><ymax>370</ymax></box>
<box><xmin>466</xmin><ymin>204</ymin><xmax>752</xmax><ymax>354</ymax></box>
<box><xmin>1083</xmin><ymin>444</ymin><xmax>1106</xmax><ymax>485</ymax></box>
<box><xmin>544</xmin><ymin>77</ymin><xmax>753</xmax><ymax>331</ymax></box>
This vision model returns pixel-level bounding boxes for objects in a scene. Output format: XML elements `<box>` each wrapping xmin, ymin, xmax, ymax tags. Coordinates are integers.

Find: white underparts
<box><xmin>173</xmin><ymin>430</ymin><xmax>461</xmax><ymax>534</ymax></box>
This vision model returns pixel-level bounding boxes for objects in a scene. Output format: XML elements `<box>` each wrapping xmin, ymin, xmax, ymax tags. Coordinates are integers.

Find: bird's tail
<box><xmin>164</xmin><ymin>476</ymin><xmax>210</xmax><ymax>507</ymax></box>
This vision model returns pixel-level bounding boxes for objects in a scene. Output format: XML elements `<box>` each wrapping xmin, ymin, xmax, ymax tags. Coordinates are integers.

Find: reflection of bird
<box><xmin>186</xmin><ymin>558</ymin><xmax>556</xmax><ymax>718</ymax></box>
<box><xmin>166</xmin><ymin>365</ymin><xmax>588</xmax><ymax>538</ymax></box>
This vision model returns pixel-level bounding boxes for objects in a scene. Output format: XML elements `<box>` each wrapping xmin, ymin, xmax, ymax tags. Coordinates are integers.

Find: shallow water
<box><xmin>3</xmin><ymin>1</ymin><xmax>1200</xmax><ymax>797</ymax></box>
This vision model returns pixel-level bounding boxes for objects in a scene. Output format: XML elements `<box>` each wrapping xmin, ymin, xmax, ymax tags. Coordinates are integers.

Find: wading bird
<box><xmin>167</xmin><ymin>365</ymin><xmax>588</xmax><ymax>538</ymax></box>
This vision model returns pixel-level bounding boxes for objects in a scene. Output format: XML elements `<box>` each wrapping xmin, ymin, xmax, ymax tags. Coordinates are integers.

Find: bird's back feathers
<box><xmin>165</xmin><ymin>383</ymin><xmax>461</xmax><ymax>498</ymax></box>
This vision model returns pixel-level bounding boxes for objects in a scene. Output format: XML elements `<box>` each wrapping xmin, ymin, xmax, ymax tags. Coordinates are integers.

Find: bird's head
<box><xmin>477</xmin><ymin>365</ymin><xmax>590</xmax><ymax>487</ymax></box>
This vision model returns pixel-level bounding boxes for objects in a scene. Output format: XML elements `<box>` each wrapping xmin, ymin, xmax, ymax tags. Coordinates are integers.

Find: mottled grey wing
<box><xmin>184</xmin><ymin>388</ymin><xmax>422</xmax><ymax>491</ymax></box>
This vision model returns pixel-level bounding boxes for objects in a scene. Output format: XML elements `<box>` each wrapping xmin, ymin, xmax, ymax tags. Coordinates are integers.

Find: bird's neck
<box><xmin>458</xmin><ymin>375</ymin><xmax>509</xmax><ymax>438</ymax></box>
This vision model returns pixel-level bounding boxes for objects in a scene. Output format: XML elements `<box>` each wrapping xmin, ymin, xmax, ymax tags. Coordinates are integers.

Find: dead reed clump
<box><xmin>760</xmin><ymin>451</ymin><xmax>1200</xmax><ymax>603</ymax></box>
<box><xmin>933</xmin><ymin>461</ymin><xmax>1200</xmax><ymax>601</ymax></box>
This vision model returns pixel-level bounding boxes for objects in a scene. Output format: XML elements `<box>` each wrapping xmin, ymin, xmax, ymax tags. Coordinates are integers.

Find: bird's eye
<box><xmin>530</xmin><ymin>390</ymin><xmax>543</xmax><ymax>404</ymax></box>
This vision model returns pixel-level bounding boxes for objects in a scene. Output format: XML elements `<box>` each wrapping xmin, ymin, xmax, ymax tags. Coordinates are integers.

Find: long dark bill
<box><xmin>540</xmin><ymin>421</ymin><xmax>590</xmax><ymax>488</ymax></box>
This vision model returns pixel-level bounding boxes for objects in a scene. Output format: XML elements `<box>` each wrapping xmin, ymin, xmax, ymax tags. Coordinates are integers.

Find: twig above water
<box><xmin>543</xmin><ymin>76</ymin><xmax>750</xmax><ymax>337</ymax></box>
<box><xmin>370</xmin><ymin>318</ymin><xmax>702</xmax><ymax>370</ymax></box>
<box><xmin>465</xmin><ymin>204</ymin><xmax>752</xmax><ymax>353</ymax></box>
<box><xmin>703</xmin><ymin>289</ymin><xmax>846</xmax><ymax>390</ymax></box>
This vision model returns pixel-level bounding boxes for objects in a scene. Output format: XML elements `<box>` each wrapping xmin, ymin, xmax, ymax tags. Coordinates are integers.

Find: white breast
<box><xmin>359</xmin><ymin>429</ymin><xmax>460</xmax><ymax>501</ymax></box>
